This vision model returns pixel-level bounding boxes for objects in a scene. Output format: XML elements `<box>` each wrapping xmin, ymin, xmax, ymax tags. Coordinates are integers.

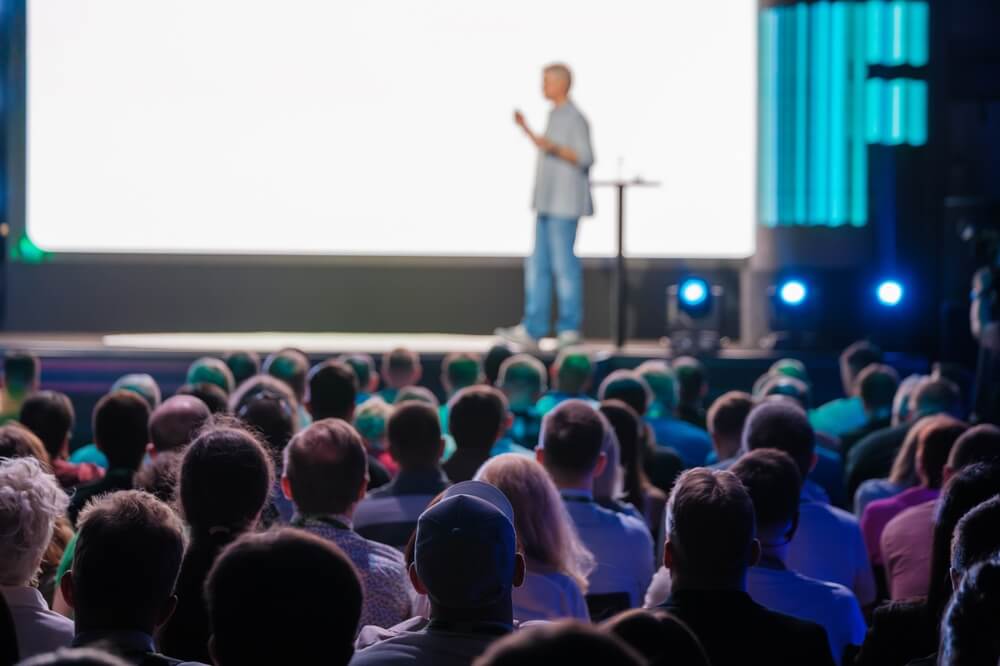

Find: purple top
<box><xmin>860</xmin><ymin>486</ymin><xmax>939</xmax><ymax>566</ymax></box>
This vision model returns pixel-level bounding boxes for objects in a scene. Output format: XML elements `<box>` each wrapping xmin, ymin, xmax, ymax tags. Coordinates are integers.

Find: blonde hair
<box><xmin>476</xmin><ymin>454</ymin><xmax>594</xmax><ymax>591</ymax></box>
<box><xmin>889</xmin><ymin>415</ymin><xmax>937</xmax><ymax>485</ymax></box>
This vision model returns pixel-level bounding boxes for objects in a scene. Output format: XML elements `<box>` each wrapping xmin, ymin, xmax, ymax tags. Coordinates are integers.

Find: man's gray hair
<box><xmin>0</xmin><ymin>456</ymin><xmax>68</xmax><ymax>586</ymax></box>
<box><xmin>544</xmin><ymin>62</ymin><xmax>573</xmax><ymax>89</ymax></box>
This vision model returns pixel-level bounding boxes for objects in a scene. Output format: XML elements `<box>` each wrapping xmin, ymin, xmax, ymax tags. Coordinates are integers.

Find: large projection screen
<box><xmin>26</xmin><ymin>0</ymin><xmax>756</xmax><ymax>258</ymax></box>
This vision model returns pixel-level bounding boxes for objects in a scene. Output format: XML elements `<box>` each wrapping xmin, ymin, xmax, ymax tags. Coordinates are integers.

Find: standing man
<box><xmin>497</xmin><ymin>63</ymin><xmax>594</xmax><ymax>349</ymax></box>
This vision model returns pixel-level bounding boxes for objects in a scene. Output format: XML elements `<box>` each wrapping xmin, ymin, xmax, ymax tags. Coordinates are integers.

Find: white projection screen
<box><xmin>26</xmin><ymin>0</ymin><xmax>756</xmax><ymax>258</ymax></box>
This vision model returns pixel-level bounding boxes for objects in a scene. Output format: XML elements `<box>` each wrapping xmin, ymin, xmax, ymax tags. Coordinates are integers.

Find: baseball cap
<box><xmin>414</xmin><ymin>480</ymin><xmax>517</xmax><ymax>609</ymax></box>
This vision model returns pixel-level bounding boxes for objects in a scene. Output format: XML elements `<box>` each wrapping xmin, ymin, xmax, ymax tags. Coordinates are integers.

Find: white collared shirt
<box><xmin>1</xmin><ymin>585</ymin><xmax>74</xmax><ymax>659</ymax></box>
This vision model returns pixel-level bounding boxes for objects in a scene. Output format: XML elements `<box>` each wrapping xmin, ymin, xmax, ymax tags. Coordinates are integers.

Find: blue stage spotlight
<box><xmin>678</xmin><ymin>278</ymin><xmax>710</xmax><ymax>309</ymax></box>
<box><xmin>667</xmin><ymin>277</ymin><xmax>723</xmax><ymax>354</ymax></box>
<box><xmin>876</xmin><ymin>280</ymin><xmax>904</xmax><ymax>306</ymax></box>
<box><xmin>778</xmin><ymin>279</ymin><xmax>809</xmax><ymax>306</ymax></box>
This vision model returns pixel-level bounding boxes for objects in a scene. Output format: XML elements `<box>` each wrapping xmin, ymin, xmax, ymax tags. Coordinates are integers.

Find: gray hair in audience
<box><xmin>0</xmin><ymin>456</ymin><xmax>68</xmax><ymax>586</ymax></box>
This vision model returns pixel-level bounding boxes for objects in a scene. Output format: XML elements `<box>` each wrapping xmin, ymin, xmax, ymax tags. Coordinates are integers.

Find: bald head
<box><xmin>149</xmin><ymin>395</ymin><xmax>212</xmax><ymax>454</ymax></box>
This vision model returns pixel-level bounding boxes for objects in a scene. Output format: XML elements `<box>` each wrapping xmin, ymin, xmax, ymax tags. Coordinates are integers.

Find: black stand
<box><xmin>591</xmin><ymin>179</ymin><xmax>660</xmax><ymax>348</ymax></box>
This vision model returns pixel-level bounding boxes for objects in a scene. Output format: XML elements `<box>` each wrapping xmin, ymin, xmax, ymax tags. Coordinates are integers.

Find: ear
<box><xmin>60</xmin><ymin>571</ymin><xmax>76</xmax><ymax>611</ymax></box>
<box><xmin>663</xmin><ymin>539</ymin><xmax>675</xmax><ymax>570</ymax></box>
<box><xmin>61</xmin><ymin>435</ymin><xmax>71</xmax><ymax>459</ymax></box>
<box><xmin>749</xmin><ymin>538</ymin><xmax>762</xmax><ymax>567</ymax></box>
<box><xmin>413</xmin><ymin>367</ymin><xmax>423</xmax><ymax>384</ymax></box>
<box><xmin>357</xmin><ymin>477</ymin><xmax>368</xmax><ymax>502</ymax></box>
<box><xmin>146</xmin><ymin>442</ymin><xmax>157</xmax><ymax>459</ymax></box>
<box><xmin>436</xmin><ymin>437</ymin><xmax>446</xmax><ymax>461</ymax></box>
<box><xmin>156</xmin><ymin>593</ymin><xmax>178</xmax><ymax>628</ymax></box>
<box><xmin>535</xmin><ymin>448</ymin><xmax>545</xmax><ymax>465</ymax></box>
<box><xmin>408</xmin><ymin>563</ymin><xmax>428</xmax><ymax>595</ymax></box>
<box><xmin>503</xmin><ymin>412</ymin><xmax>515</xmax><ymax>431</ymax></box>
<box><xmin>942</xmin><ymin>465</ymin><xmax>955</xmax><ymax>486</ymax></box>
<box><xmin>304</xmin><ymin>400</ymin><xmax>314</xmax><ymax>418</ymax></box>
<box><xmin>512</xmin><ymin>552</ymin><xmax>527</xmax><ymax>588</ymax></box>
<box><xmin>950</xmin><ymin>567</ymin><xmax>962</xmax><ymax>591</ymax></box>
<box><xmin>281</xmin><ymin>475</ymin><xmax>293</xmax><ymax>501</ymax></box>
<box><xmin>592</xmin><ymin>451</ymin><xmax>608</xmax><ymax>478</ymax></box>
<box><xmin>809</xmin><ymin>452</ymin><xmax>818</xmax><ymax>473</ymax></box>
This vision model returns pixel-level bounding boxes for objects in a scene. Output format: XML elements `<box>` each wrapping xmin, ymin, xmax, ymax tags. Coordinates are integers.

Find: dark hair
<box><xmin>382</xmin><ymin>347</ymin><xmax>421</xmax><ymax>386</ymax></box>
<box><xmin>3</xmin><ymin>350</ymin><xmax>39</xmax><ymax>391</ymax></box>
<box><xmin>759</xmin><ymin>375</ymin><xmax>812</xmax><ymax>409</ymax></box>
<box><xmin>148</xmin><ymin>395</ymin><xmax>212</xmax><ymax>454</ymax></box>
<box><xmin>448</xmin><ymin>386</ymin><xmax>508</xmax><ymax>451</ymax></box>
<box><xmin>395</xmin><ymin>385</ymin><xmax>439</xmax><ymax>406</ymax></box>
<box><xmin>917</xmin><ymin>416</ymin><xmax>969</xmax><ymax>489</ymax></box>
<box><xmin>912</xmin><ymin>377</ymin><xmax>964</xmax><ymax>420</ymax></box>
<box><xmin>597</xmin><ymin>371</ymin><xmax>651</xmax><ymax>416</ymax></box>
<box><xmin>498</xmin><ymin>354</ymin><xmax>547</xmax><ymax>395</ymax></box>
<box><xmin>306</xmin><ymin>360</ymin><xmax>358</xmax><ymax>421</ymax></box>
<box><xmin>133</xmin><ymin>450</ymin><xmax>183</xmax><ymax>505</ymax></box>
<box><xmin>949</xmin><ymin>425</ymin><xmax>1000</xmax><ymax>471</ymax></box>
<box><xmin>186</xmin><ymin>357</ymin><xmax>235</xmax><ymax>395</ymax></box>
<box><xmin>484</xmin><ymin>344</ymin><xmax>516</xmax><ymax>386</ymax></box>
<box><xmin>540</xmin><ymin>400</ymin><xmax>605</xmax><ymax>477</ymax></box>
<box><xmin>473</xmin><ymin>620</ymin><xmax>644</xmax><ymax>666</ymax></box>
<box><xmin>93</xmin><ymin>390</ymin><xmax>151</xmax><ymax>470</ymax></box>
<box><xmin>840</xmin><ymin>340</ymin><xmax>883</xmax><ymax>393</ymax></box>
<box><xmin>178</xmin><ymin>423</ymin><xmax>274</xmax><ymax>535</ymax></box>
<box><xmin>72</xmin><ymin>491</ymin><xmax>187</xmax><ymax>630</ymax></box>
<box><xmin>707</xmin><ymin>391</ymin><xmax>754</xmax><ymax>440</ymax></box>
<box><xmin>672</xmin><ymin>356</ymin><xmax>707</xmax><ymax>406</ymax></box>
<box><xmin>442</xmin><ymin>352</ymin><xmax>483</xmax><ymax>394</ymax></box>
<box><xmin>263</xmin><ymin>348</ymin><xmax>310</xmax><ymax>401</ymax></box>
<box><xmin>742</xmin><ymin>400</ymin><xmax>815</xmax><ymax>479</ymax></box>
<box><xmin>285</xmin><ymin>419</ymin><xmax>368</xmax><ymax>515</ymax></box>
<box><xmin>0</xmin><ymin>423</ymin><xmax>50</xmax><ymax>468</ymax></box>
<box><xmin>731</xmin><ymin>448</ymin><xmax>802</xmax><ymax>532</ymax></box>
<box><xmin>940</xmin><ymin>557</ymin><xmax>1000</xmax><ymax>666</ymax></box>
<box><xmin>952</xmin><ymin>496</ymin><xmax>1000</xmax><ymax>575</ymax></box>
<box><xmin>602</xmin><ymin>609</ymin><xmax>711</xmax><ymax>666</ymax></box>
<box><xmin>552</xmin><ymin>350</ymin><xmax>592</xmax><ymax>394</ymax></box>
<box><xmin>206</xmin><ymin>528</ymin><xmax>362</xmax><ymax>666</ymax></box>
<box><xmin>387</xmin><ymin>402</ymin><xmax>442</xmax><ymax>470</ymax></box>
<box><xmin>235</xmin><ymin>389</ymin><xmax>296</xmax><ymax>461</ymax></box>
<box><xmin>19</xmin><ymin>390</ymin><xmax>74</xmax><ymax>460</ymax></box>
<box><xmin>175</xmin><ymin>383</ymin><xmax>229</xmax><ymax>414</ymax></box>
<box><xmin>857</xmin><ymin>364</ymin><xmax>900</xmax><ymax>410</ymax></box>
<box><xmin>338</xmin><ymin>354</ymin><xmax>376</xmax><ymax>391</ymax></box>
<box><xmin>666</xmin><ymin>468</ymin><xmax>756</xmax><ymax>582</ymax></box>
<box><xmin>224</xmin><ymin>351</ymin><xmax>261</xmax><ymax>387</ymax></box>
<box><xmin>599</xmin><ymin>400</ymin><xmax>647</xmax><ymax>511</ymax></box>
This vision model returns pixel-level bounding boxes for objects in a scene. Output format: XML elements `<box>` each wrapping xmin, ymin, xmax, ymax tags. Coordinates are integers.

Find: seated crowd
<box><xmin>0</xmin><ymin>340</ymin><xmax>997</xmax><ymax>666</ymax></box>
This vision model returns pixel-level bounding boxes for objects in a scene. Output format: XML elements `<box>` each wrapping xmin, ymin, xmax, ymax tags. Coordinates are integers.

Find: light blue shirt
<box><xmin>533</xmin><ymin>101</ymin><xmax>594</xmax><ymax>219</ymax></box>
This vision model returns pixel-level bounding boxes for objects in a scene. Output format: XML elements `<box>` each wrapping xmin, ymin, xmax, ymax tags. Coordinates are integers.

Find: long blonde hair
<box><xmin>889</xmin><ymin>416</ymin><xmax>936</xmax><ymax>485</ymax></box>
<box><xmin>476</xmin><ymin>454</ymin><xmax>595</xmax><ymax>592</ymax></box>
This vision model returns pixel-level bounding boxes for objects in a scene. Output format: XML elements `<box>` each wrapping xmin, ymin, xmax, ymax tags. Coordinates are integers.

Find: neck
<box><xmin>670</xmin><ymin>570</ymin><xmax>747</xmax><ymax>594</ymax></box>
<box><xmin>714</xmin><ymin>437</ymin><xmax>740</xmax><ymax>462</ymax></box>
<box><xmin>430</xmin><ymin>595</ymin><xmax>514</xmax><ymax>628</ymax></box>
<box><xmin>400</xmin><ymin>464</ymin><xmax>440</xmax><ymax>476</ymax></box>
<box><xmin>551</xmin><ymin>95</ymin><xmax>568</xmax><ymax>107</ymax></box>
<box><xmin>552</xmin><ymin>474</ymin><xmax>593</xmax><ymax>494</ymax></box>
<box><xmin>75</xmin><ymin>616</ymin><xmax>155</xmax><ymax>639</ymax></box>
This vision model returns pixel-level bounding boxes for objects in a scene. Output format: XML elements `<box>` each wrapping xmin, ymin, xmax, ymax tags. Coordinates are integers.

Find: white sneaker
<box><xmin>556</xmin><ymin>330</ymin><xmax>583</xmax><ymax>349</ymax></box>
<box><xmin>494</xmin><ymin>324</ymin><xmax>539</xmax><ymax>349</ymax></box>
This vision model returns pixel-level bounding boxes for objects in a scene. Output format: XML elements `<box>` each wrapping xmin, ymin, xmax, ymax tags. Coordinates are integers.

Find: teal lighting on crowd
<box><xmin>759</xmin><ymin>0</ymin><xmax>930</xmax><ymax>228</ymax></box>
<box><xmin>778</xmin><ymin>279</ymin><xmax>809</xmax><ymax>306</ymax></box>
<box><xmin>876</xmin><ymin>279</ymin><xmax>904</xmax><ymax>306</ymax></box>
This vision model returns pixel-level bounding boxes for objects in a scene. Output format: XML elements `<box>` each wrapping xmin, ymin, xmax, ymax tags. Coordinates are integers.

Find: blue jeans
<box><xmin>523</xmin><ymin>213</ymin><xmax>582</xmax><ymax>339</ymax></box>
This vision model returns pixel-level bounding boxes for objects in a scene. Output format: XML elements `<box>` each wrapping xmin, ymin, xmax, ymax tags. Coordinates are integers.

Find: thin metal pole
<box><xmin>613</xmin><ymin>184</ymin><xmax>626</xmax><ymax>348</ymax></box>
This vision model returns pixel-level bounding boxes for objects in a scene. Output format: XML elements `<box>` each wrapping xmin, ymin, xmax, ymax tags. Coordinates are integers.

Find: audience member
<box><xmin>0</xmin><ymin>457</ymin><xmax>72</xmax><ymax>659</ymax></box>
<box><xmin>185</xmin><ymin>358</ymin><xmax>234</xmax><ymax>395</ymax></box>
<box><xmin>132</xmin><ymin>451</ymin><xmax>182</xmax><ymax>505</ymax></box>
<box><xmin>635</xmin><ymin>362</ymin><xmax>712</xmax><ymax>467</ymax></box>
<box><xmin>350</xmin><ymin>481</ymin><xmax>526</xmax><ymax>666</ymax></box>
<box><xmin>732</xmin><ymin>449</ymin><xmax>866</xmax><ymax>663</ymax></box>
<box><xmin>656</xmin><ymin>468</ymin><xmax>835</xmax><ymax>665</ymax></box>
<box><xmin>853</xmin><ymin>415</ymin><xmax>933</xmax><ymax>516</ymax></box>
<box><xmin>444</xmin><ymin>386</ymin><xmax>526</xmax><ymax>483</ymax></box>
<box><xmin>483</xmin><ymin>343</ymin><xmax>515</xmax><ymax>387</ymax></box>
<box><xmin>20</xmin><ymin>391</ymin><xmax>104</xmax><ymax>489</ymax></box>
<box><xmin>439</xmin><ymin>353</ymin><xmax>484</xmax><ymax>424</ymax></box>
<box><xmin>472</xmin><ymin>621</ymin><xmax>644</xmax><ymax>666</ymax></box>
<box><xmin>173</xmin><ymin>383</ymin><xmax>228</xmax><ymax>415</ymax></box>
<box><xmin>840</xmin><ymin>364</ymin><xmax>900</xmax><ymax>454</ymax></box>
<box><xmin>206</xmin><ymin>528</ymin><xmax>362</xmax><ymax>666</ymax></box>
<box><xmin>496</xmin><ymin>354</ymin><xmax>546</xmax><ymax>450</ymax></box>
<box><xmin>671</xmin><ymin>356</ymin><xmax>708</xmax><ymax>430</ymax></box>
<box><xmin>1</xmin><ymin>350</ymin><xmax>40</xmax><ymax>424</ymax></box>
<box><xmin>743</xmin><ymin>400</ymin><xmax>876</xmax><ymax>606</ymax></box>
<box><xmin>601</xmin><ymin>609</ymin><xmax>710</xmax><ymax>666</ymax></box>
<box><xmin>17</xmin><ymin>647</ymin><xmax>131</xmax><ymax>666</ymax></box>
<box><xmin>282</xmin><ymin>418</ymin><xmax>411</xmax><ymax>631</ymax></box>
<box><xmin>306</xmin><ymin>359</ymin><xmax>358</xmax><ymax>420</ymax></box>
<box><xmin>475</xmin><ymin>454</ymin><xmax>593</xmax><ymax>621</ymax></box>
<box><xmin>111</xmin><ymin>375</ymin><xmax>162</xmax><ymax>412</ymax></box>
<box><xmin>395</xmin><ymin>386</ymin><xmax>439</xmax><ymax>406</ymax></box>
<box><xmin>946</xmin><ymin>424</ymin><xmax>1000</xmax><ymax>471</ymax></box>
<box><xmin>233</xmin><ymin>384</ymin><xmax>299</xmax><ymax>523</ymax></box>
<box><xmin>223</xmin><ymin>350</ymin><xmax>260</xmax><ymax>388</ymax></box>
<box><xmin>536</xmin><ymin>400</ymin><xmax>653</xmax><ymax>617</ymax></box>
<box><xmin>157</xmin><ymin>424</ymin><xmax>274</xmax><ymax>662</ymax></box>
<box><xmin>939</xmin><ymin>557</ymin><xmax>1000</xmax><ymax>666</ymax></box>
<box><xmin>60</xmin><ymin>491</ymin><xmax>188</xmax><ymax>665</ymax></box>
<box><xmin>147</xmin><ymin>395</ymin><xmax>211</xmax><ymax>456</ymax></box>
<box><xmin>810</xmin><ymin>340</ymin><xmax>882</xmax><ymax>437</ymax></box>
<box><xmin>354</xmin><ymin>402</ymin><xmax>449</xmax><ymax>549</ymax></box>
<box><xmin>705</xmin><ymin>391</ymin><xmax>754</xmax><ymax>466</ymax></box>
<box><xmin>339</xmin><ymin>353</ymin><xmax>380</xmax><ymax>404</ymax></box>
<box><xmin>535</xmin><ymin>350</ymin><xmax>595</xmax><ymax>416</ymax></box>
<box><xmin>263</xmin><ymin>347</ymin><xmax>311</xmax><ymax>427</ymax></box>
<box><xmin>379</xmin><ymin>348</ymin><xmax>422</xmax><ymax>405</ymax></box>
<box><xmin>0</xmin><ymin>423</ymin><xmax>50</xmax><ymax>465</ymax></box>
<box><xmin>67</xmin><ymin>391</ymin><xmax>150</xmax><ymax>525</ymax></box>
<box><xmin>354</xmin><ymin>397</ymin><xmax>397</xmax><ymax>475</ymax></box>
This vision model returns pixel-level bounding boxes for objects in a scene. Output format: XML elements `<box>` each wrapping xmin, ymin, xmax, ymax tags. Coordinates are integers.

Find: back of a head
<box><xmin>382</xmin><ymin>347</ymin><xmax>421</xmax><ymax>389</ymax></box>
<box><xmin>234</xmin><ymin>388</ymin><xmax>297</xmax><ymax>460</ymax></box>
<box><xmin>916</xmin><ymin>415</ymin><xmax>969</xmax><ymax>489</ymax></box>
<box><xmin>285</xmin><ymin>419</ymin><xmax>367</xmax><ymax>515</ymax></box>
<box><xmin>672</xmin><ymin>356</ymin><xmax>707</xmax><ymax>406</ymax></box>
<box><xmin>442</xmin><ymin>352</ymin><xmax>483</xmax><ymax>394</ymax></box>
<box><xmin>940</xmin><ymin>556</ymin><xmax>1000</xmax><ymax>666</ymax></box>
<box><xmin>93</xmin><ymin>390</ymin><xmax>151</xmax><ymax>470</ymax></box>
<box><xmin>134</xmin><ymin>450</ymin><xmax>183</xmax><ymax>504</ymax></box>
<box><xmin>473</xmin><ymin>621</ymin><xmax>644</xmax><ymax>666</ymax></box>
<box><xmin>707</xmin><ymin>391</ymin><xmax>754</xmax><ymax>443</ymax></box>
<box><xmin>552</xmin><ymin>349</ymin><xmax>592</xmax><ymax>394</ymax></box>
<box><xmin>224</xmin><ymin>351</ymin><xmax>260</xmax><ymax>388</ymax></box>
<box><xmin>539</xmin><ymin>400</ymin><xmax>605</xmax><ymax>479</ymax></box>
<box><xmin>597</xmin><ymin>370</ymin><xmax>651</xmax><ymax>417</ymax></box>
<box><xmin>840</xmin><ymin>340</ymin><xmax>883</xmax><ymax>394</ymax></box>
<box><xmin>386</xmin><ymin>401</ymin><xmax>442</xmax><ymax>470</ymax></box>
<box><xmin>4</xmin><ymin>350</ymin><xmax>40</xmax><ymax>394</ymax></box>
<box><xmin>71</xmin><ymin>490</ymin><xmax>187</xmax><ymax>630</ymax></box>
<box><xmin>179</xmin><ymin>423</ymin><xmax>274</xmax><ymax>535</ymax></box>
<box><xmin>730</xmin><ymin>448</ymin><xmax>802</xmax><ymax>533</ymax></box>
<box><xmin>19</xmin><ymin>390</ymin><xmax>75</xmax><ymax>461</ymax></box>
<box><xmin>949</xmin><ymin>425</ymin><xmax>1000</xmax><ymax>472</ymax></box>
<box><xmin>636</xmin><ymin>361</ymin><xmax>678</xmax><ymax>413</ymax></box>
<box><xmin>186</xmin><ymin>357</ymin><xmax>235</xmax><ymax>395</ymax></box>
<box><xmin>666</xmin><ymin>468</ymin><xmax>756</xmax><ymax>584</ymax></box>
<box><xmin>759</xmin><ymin>375</ymin><xmax>812</xmax><ymax>410</ymax></box>
<box><xmin>497</xmin><ymin>354</ymin><xmax>547</xmax><ymax>401</ymax></box>
<box><xmin>395</xmin><ymin>385</ymin><xmax>439</xmax><ymax>407</ymax></box>
<box><xmin>0</xmin><ymin>456</ymin><xmax>68</xmax><ymax>587</ymax></box>
<box><xmin>484</xmin><ymin>343</ymin><xmax>516</xmax><ymax>386</ymax></box>
<box><xmin>306</xmin><ymin>360</ymin><xmax>358</xmax><ymax>420</ymax></box>
<box><xmin>175</xmin><ymin>382</ymin><xmax>229</xmax><ymax>414</ymax></box>
<box><xmin>449</xmin><ymin>385</ymin><xmax>508</xmax><ymax>451</ymax></box>
<box><xmin>0</xmin><ymin>423</ymin><xmax>51</xmax><ymax>467</ymax></box>
<box><xmin>857</xmin><ymin>364</ymin><xmax>900</xmax><ymax>412</ymax></box>
<box><xmin>111</xmin><ymin>373</ymin><xmax>162</xmax><ymax>410</ymax></box>
<box><xmin>148</xmin><ymin>395</ymin><xmax>211</xmax><ymax>454</ymax></box>
<box><xmin>206</xmin><ymin>528</ymin><xmax>362</xmax><ymax>666</ymax></box>
<box><xmin>741</xmin><ymin>400</ymin><xmax>815</xmax><ymax>479</ymax></box>
<box><xmin>602</xmin><ymin>609</ymin><xmax>711</xmax><ymax>666</ymax></box>
<box><xmin>338</xmin><ymin>353</ymin><xmax>376</xmax><ymax>392</ymax></box>
<box><xmin>952</xmin><ymin>496</ymin><xmax>1000</xmax><ymax>577</ymax></box>
<box><xmin>263</xmin><ymin>348</ymin><xmax>310</xmax><ymax>401</ymax></box>
<box><xmin>17</xmin><ymin>647</ymin><xmax>132</xmax><ymax>666</ymax></box>
<box><xmin>911</xmin><ymin>377</ymin><xmax>964</xmax><ymax>420</ymax></box>
<box><xmin>769</xmin><ymin>358</ymin><xmax>810</xmax><ymax>385</ymax></box>
<box><xmin>228</xmin><ymin>374</ymin><xmax>298</xmax><ymax>414</ymax></box>
<box><xmin>353</xmin><ymin>396</ymin><xmax>393</xmax><ymax>445</ymax></box>
<box><xmin>599</xmin><ymin>400</ymin><xmax>642</xmax><ymax>470</ymax></box>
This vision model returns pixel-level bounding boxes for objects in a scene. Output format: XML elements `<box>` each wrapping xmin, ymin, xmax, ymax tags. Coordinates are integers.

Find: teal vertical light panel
<box><xmin>866</xmin><ymin>78</ymin><xmax>885</xmax><ymax>143</ymax></box>
<box><xmin>907</xmin><ymin>2</ymin><xmax>929</xmax><ymax>66</ymax></box>
<box><xmin>777</xmin><ymin>7</ymin><xmax>794</xmax><ymax>224</ymax></box>
<box><xmin>759</xmin><ymin>10</ymin><xmax>778</xmax><ymax>226</ymax></box>
<box><xmin>829</xmin><ymin>2</ymin><xmax>848</xmax><ymax>226</ymax></box>
<box><xmin>850</xmin><ymin>2</ymin><xmax>868</xmax><ymax>226</ymax></box>
<box><xmin>906</xmin><ymin>79</ymin><xmax>927</xmax><ymax>145</ymax></box>
<box><xmin>888</xmin><ymin>78</ymin><xmax>906</xmax><ymax>144</ymax></box>
<box><xmin>810</xmin><ymin>2</ymin><xmax>831</xmax><ymax>223</ymax></box>
<box><xmin>794</xmin><ymin>3</ymin><xmax>809</xmax><ymax>224</ymax></box>
<box><xmin>889</xmin><ymin>1</ymin><xmax>906</xmax><ymax>65</ymax></box>
<box><xmin>866</xmin><ymin>0</ymin><xmax>884</xmax><ymax>64</ymax></box>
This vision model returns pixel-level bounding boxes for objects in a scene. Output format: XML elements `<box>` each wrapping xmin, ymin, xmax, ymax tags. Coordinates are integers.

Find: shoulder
<box><xmin>884</xmin><ymin>500</ymin><xmax>935</xmax><ymax>536</ymax></box>
<box><xmin>803</xmin><ymin>501</ymin><xmax>861</xmax><ymax>530</ymax></box>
